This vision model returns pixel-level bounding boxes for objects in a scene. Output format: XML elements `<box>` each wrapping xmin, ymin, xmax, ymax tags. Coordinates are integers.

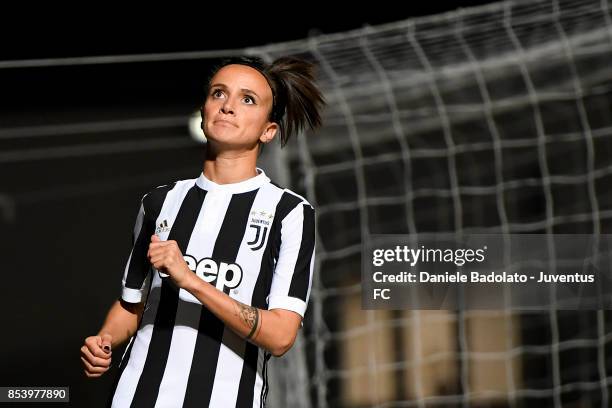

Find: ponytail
<box><xmin>267</xmin><ymin>57</ymin><xmax>325</xmax><ymax>147</ymax></box>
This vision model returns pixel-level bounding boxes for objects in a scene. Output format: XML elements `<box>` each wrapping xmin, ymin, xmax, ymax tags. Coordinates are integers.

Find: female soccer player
<box><xmin>80</xmin><ymin>56</ymin><xmax>324</xmax><ymax>407</ymax></box>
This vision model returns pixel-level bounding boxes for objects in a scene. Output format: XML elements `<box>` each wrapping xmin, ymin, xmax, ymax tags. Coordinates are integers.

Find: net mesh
<box><xmin>255</xmin><ymin>1</ymin><xmax>612</xmax><ymax>406</ymax></box>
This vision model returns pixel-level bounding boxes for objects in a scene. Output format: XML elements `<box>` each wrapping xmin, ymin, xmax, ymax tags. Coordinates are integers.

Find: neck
<box><xmin>203</xmin><ymin>143</ymin><xmax>259</xmax><ymax>184</ymax></box>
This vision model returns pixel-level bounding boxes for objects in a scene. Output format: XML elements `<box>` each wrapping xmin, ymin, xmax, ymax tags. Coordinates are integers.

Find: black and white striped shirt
<box><xmin>108</xmin><ymin>168</ymin><xmax>315</xmax><ymax>408</ymax></box>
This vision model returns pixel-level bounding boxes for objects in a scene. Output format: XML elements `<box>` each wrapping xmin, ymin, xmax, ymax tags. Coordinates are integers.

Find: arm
<box><xmin>148</xmin><ymin>235</ymin><xmax>302</xmax><ymax>357</ymax></box>
<box><xmin>184</xmin><ymin>273</ymin><xmax>301</xmax><ymax>357</ymax></box>
<box><xmin>81</xmin><ymin>299</ymin><xmax>144</xmax><ymax>378</ymax></box>
<box><xmin>82</xmin><ymin>194</ymin><xmax>153</xmax><ymax>377</ymax></box>
<box><xmin>103</xmin><ymin>193</ymin><xmax>151</xmax><ymax>347</ymax></box>
<box><xmin>97</xmin><ymin>298</ymin><xmax>145</xmax><ymax>349</ymax></box>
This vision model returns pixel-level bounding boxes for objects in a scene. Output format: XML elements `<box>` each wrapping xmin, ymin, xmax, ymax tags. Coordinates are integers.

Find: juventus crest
<box><xmin>247</xmin><ymin>209</ymin><xmax>274</xmax><ymax>251</ymax></box>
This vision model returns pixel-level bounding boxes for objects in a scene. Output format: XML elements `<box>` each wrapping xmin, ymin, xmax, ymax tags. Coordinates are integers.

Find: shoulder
<box><xmin>140</xmin><ymin>178</ymin><xmax>195</xmax><ymax>213</ymax></box>
<box><xmin>266</xmin><ymin>180</ymin><xmax>314</xmax><ymax>207</ymax></box>
<box><xmin>263</xmin><ymin>181</ymin><xmax>315</xmax><ymax>226</ymax></box>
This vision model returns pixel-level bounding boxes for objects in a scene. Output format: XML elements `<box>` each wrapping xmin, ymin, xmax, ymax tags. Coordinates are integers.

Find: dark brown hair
<box><xmin>205</xmin><ymin>56</ymin><xmax>325</xmax><ymax>148</ymax></box>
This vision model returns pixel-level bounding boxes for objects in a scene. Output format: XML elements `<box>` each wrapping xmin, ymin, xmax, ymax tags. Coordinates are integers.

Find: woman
<box><xmin>80</xmin><ymin>56</ymin><xmax>324</xmax><ymax>407</ymax></box>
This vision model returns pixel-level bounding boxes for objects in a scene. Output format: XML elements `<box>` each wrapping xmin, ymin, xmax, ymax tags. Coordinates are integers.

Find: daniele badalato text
<box><xmin>371</xmin><ymin>246</ymin><xmax>595</xmax><ymax>283</ymax></box>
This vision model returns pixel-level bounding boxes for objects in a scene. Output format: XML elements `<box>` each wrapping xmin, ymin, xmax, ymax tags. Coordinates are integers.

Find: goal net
<box><xmin>255</xmin><ymin>1</ymin><xmax>612</xmax><ymax>407</ymax></box>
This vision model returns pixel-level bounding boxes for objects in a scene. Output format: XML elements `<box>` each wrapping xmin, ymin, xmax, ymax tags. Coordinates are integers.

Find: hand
<box><xmin>81</xmin><ymin>334</ymin><xmax>112</xmax><ymax>378</ymax></box>
<box><xmin>148</xmin><ymin>235</ymin><xmax>193</xmax><ymax>289</ymax></box>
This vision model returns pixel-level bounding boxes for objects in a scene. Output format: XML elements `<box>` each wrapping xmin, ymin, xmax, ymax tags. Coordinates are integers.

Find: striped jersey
<box><xmin>108</xmin><ymin>167</ymin><xmax>315</xmax><ymax>408</ymax></box>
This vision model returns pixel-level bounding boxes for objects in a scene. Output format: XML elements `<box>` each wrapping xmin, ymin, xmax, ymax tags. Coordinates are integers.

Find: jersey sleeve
<box><xmin>120</xmin><ymin>197</ymin><xmax>152</xmax><ymax>303</ymax></box>
<box><xmin>267</xmin><ymin>202</ymin><xmax>315</xmax><ymax>318</ymax></box>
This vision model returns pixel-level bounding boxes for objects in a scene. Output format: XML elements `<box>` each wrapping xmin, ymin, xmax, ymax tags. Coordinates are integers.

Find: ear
<box><xmin>259</xmin><ymin>122</ymin><xmax>279</xmax><ymax>144</ymax></box>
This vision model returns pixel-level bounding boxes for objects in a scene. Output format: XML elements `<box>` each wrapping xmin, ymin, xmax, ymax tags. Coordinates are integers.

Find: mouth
<box><xmin>213</xmin><ymin>119</ymin><xmax>237</xmax><ymax>127</ymax></box>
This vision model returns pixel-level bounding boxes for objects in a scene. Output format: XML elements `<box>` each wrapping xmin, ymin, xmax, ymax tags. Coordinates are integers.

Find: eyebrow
<box><xmin>210</xmin><ymin>83</ymin><xmax>261</xmax><ymax>100</ymax></box>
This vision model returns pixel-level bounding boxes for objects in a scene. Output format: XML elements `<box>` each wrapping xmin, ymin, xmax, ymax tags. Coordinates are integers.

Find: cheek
<box><xmin>247</xmin><ymin>108</ymin><xmax>271</xmax><ymax>129</ymax></box>
<box><xmin>203</xmin><ymin>103</ymin><xmax>216</xmax><ymax>120</ymax></box>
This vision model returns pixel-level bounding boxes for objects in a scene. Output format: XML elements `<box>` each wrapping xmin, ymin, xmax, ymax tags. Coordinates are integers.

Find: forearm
<box><xmin>183</xmin><ymin>275</ymin><xmax>295</xmax><ymax>356</ymax></box>
<box><xmin>97</xmin><ymin>299</ymin><xmax>144</xmax><ymax>349</ymax></box>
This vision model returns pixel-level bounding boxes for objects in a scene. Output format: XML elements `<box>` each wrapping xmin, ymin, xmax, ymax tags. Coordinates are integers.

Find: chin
<box><xmin>207</xmin><ymin>133</ymin><xmax>237</xmax><ymax>146</ymax></box>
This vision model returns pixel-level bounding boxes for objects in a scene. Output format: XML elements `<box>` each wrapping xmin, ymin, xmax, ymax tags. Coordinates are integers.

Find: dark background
<box><xmin>0</xmin><ymin>3</ymin><xmax>498</xmax><ymax>407</ymax></box>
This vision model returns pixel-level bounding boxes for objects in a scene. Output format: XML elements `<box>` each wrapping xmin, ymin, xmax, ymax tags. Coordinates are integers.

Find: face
<box><xmin>202</xmin><ymin>64</ymin><xmax>278</xmax><ymax>150</ymax></box>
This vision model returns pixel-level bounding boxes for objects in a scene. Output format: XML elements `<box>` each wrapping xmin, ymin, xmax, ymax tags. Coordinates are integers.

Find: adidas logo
<box><xmin>155</xmin><ymin>219</ymin><xmax>171</xmax><ymax>234</ymax></box>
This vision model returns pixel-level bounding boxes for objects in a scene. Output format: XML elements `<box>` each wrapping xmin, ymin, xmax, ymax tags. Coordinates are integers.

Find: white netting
<box><xmin>254</xmin><ymin>1</ymin><xmax>612</xmax><ymax>407</ymax></box>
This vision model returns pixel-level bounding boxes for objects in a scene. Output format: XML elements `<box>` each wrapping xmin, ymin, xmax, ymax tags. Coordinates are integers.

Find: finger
<box><xmin>148</xmin><ymin>253</ymin><xmax>164</xmax><ymax>267</ymax></box>
<box><xmin>84</xmin><ymin>369</ymin><xmax>103</xmax><ymax>378</ymax></box>
<box><xmin>151</xmin><ymin>260</ymin><xmax>165</xmax><ymax>272</ymax></box>
<box><xmin>81</xmin><ymin>345</ymin><xmax>112</xmax><ymax>367</ymax></box>
<box><xmin>150</xmin><ymin>255</ymin><xmax>171</xmax><ymax>270</ymax></box>
<box><xmin>81</xmin><ymin>356</ymin><xmax>110</xmax><ymax>374</ymax></box>
<box><xmin>87</xmin><ymin>335</ymin><xmax>106</xmax><ymax>352</ymax></box>
<box><xmin>147</xmin><ymin>246</ymin><xmax>168</xmax><ymax>258</ymax></box>
<box><xmin>83</xmin><ymin>369</ymin><xmax>102</xmax><ymax>378</ymax></box>
<box><xmin>147</xmin><ymin>245</ymin><xmax>167</xmax><ymax>261</ymax></box>
<box><xmin>151</xmin><ymin>234</ymin><xmax>161</xmax><ymax>243</ymax></box>
<box><xmin>83</xmin><ymin>342</ymin><xmax>112</xmax><ymax>361</ymax></box>
<box><xmin>149</xmin><ymin>241</ymin><xmax>172</xmax><ymax>250</ymax></box>
<box><xmin>81</xmin><ymin>357</ymin><xmax>109</xmax><ymax>374</ymax></box>
<box><xmin>150</xmin><ymin>249</ymin><xmax>172</xmax><ymax>262</ymax></box>
<box><xmin>147</xmin><ymin>249</ymin><xmax>164</xmax><ymax>263</ymax></box>
<box><xmin>100</xmin><ymin>334</ymin><xmax>112</xmax><ymax>353</ymax></box>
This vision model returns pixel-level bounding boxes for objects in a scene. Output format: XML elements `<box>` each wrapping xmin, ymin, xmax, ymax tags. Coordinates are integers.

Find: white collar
<box><xmin>195</xmin><ymin>167</ymin><xmax>270</xmax><ymax>194</ymax></box>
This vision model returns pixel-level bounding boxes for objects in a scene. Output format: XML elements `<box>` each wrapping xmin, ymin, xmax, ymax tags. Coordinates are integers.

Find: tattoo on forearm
<box><xmin>236</xmin><ymin>302</ymin><xmax>260</xmax><ymax>339</ymax></box>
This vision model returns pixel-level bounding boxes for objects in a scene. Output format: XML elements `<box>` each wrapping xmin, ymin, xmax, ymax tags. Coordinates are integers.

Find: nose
<box><xmin>220</xmin><ymin>99</ymin><xmax>234</xmax><ymax>115</ymax></box>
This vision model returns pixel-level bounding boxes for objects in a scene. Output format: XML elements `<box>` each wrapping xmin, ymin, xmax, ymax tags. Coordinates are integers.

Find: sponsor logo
<box><xmin>183</xmin><ymin>255</ymin><xmax>243</xmax><ymax>291</ymax></box>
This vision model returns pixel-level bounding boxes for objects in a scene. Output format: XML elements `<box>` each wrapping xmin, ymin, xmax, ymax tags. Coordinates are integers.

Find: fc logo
<box><xmin>247</xmin><ymin>225</ymin><xmax>269</xmax><ymax>251</ymax></box>
<box><xmin>247</xmin><ymin>209</ymin><xmax>273</xmax><ymax>251</ymax></box>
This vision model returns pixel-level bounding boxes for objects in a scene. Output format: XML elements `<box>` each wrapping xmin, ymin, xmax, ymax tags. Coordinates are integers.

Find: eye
<box><xmin>243</xmin><ymin>95</ymin><xmax>256</xmax><ymax>105</ymax></box>
<box><xmin>211</xmin><ymin>89</ymin><xmax>224</xmax><ymax>98</ymax></box>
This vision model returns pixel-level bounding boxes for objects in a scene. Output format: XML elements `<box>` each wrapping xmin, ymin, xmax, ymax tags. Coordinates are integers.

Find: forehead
<box><xmin>211</xmin><ymin>64</ymin><xmax>272</xmax><ymax>100</ymax></box>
